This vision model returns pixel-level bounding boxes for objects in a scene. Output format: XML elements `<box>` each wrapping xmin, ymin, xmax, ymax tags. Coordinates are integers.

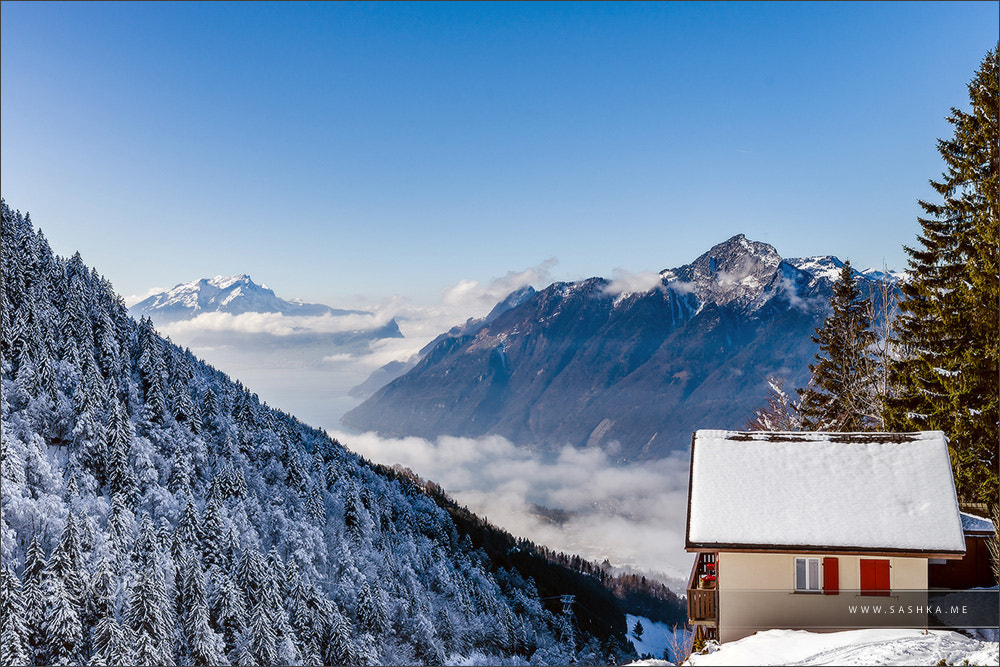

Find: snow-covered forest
<box><xmin>0</xmin><ymin>200</ymin><xmax>643</xmax><ymax>666</ymax></box>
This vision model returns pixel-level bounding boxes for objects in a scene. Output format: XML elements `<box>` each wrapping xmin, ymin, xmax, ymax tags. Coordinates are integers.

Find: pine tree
<box><xmin>168</xmin><ymin>446</ymin><xmax>193</xmax><ymax>495</ymax></box>
<box><xmin>0</xmin><ymin>564</ymin><xmax>31</xmax><ymax>667</ymax></box>
<box><xmin>88</xmin><ymin>613</ymin><xmax>134</xmax><ymax>667</ymax></box>
<box><xmin>48</xmin><ymin>512</ymin><xmax>87</xmax><ymax>606</ymax></box>
<box><xmin>797</xmin><ymin>261</ymin><xmax>877</xmax><ymax>431</ymax></box>
<box><xmin>42</xmin><ymin>575</ymin><xmax>83</xmax><ymax>666</ymax></box>
<box><xmin>241</xmin><ymin>599</ymin><xmax>278</xmax><ymax>666</ymax></box>
<box><xmin>200</xmin><ymin>497</ymin><xmax>227</xmax><ymax>569</ymax></box>
<box><xmin>126</xmin><ymin>564</ymin><xmax>174</xmax><ymax>666</ymax></box>
<box><xmin>886</xmin><ymin>45</ymin><xmax>999</xmax><ymax>503</ymax></box>
<box><xmin>321</xmin><ymin>602</ymin><xmax>359</xmax><ymax>667</ymax></box>
<box><xmin>307</xmin><ymin>483</ymin><xmax>326</xmax><ymax>524</ymax></box>
<box><xmin>633</xmin><ymin>618</ymin><xmax>644</xmax><ymax>641</ymax></box>
<box><xmin>176</xmin><ymin>495</ymin><xmax>202</xmax><ymax>550</ymax></box>
<box><xmin>107</xmin><ymin>400</ymin><xmax>137</xmax><ymax>503</ymax></box>
<box><xmin>179</xmin><ymin>553</ymin><xmax>227</xmax><ymax>666</ymax></box>
<box><xmin>83</xmin><ymin>558</ymin><xmax>118</xmax><ymax>659</ymax></box>
<box><xmin>210</xmin><ymin>571</ymin><xmax>247</xmax><ymax>661</ymax></box>
<box><xmin>235</xmin><ymin>546</ymin><xmax>264</xmax><ymax>600</ymax></box>
<box><xmin>21</xmin><ymin>535</ymin><xmax>48</xmax><ymax>661</ymax></box>
<box><xmin>357</xmin><ymin>579</ymin><xmax>389</xmax><ymax>637</ymax></box>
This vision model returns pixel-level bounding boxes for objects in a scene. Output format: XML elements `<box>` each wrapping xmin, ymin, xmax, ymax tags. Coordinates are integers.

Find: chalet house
<box><xmin>930</xmin><ymin>510</ymin><xmax>996</xmax><ymax>589</ymax></box>
<box><xmin>685</xmin><ymin>430</ymin><xmax>967</xmax><ymax>644</ymax></box>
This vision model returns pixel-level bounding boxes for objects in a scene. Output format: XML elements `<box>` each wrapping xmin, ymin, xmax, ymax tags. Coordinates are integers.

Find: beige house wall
<box><xmin>716</xmin><ymin>552</ymin><xmax>929</xmax><ymax>643</ymax></box>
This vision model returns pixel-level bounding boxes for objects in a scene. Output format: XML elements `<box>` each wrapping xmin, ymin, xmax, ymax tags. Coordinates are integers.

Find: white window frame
<box><xmin>794</xmin><ymin>557</ymin><xmax>821</xmax><ymax>592</ymax></box>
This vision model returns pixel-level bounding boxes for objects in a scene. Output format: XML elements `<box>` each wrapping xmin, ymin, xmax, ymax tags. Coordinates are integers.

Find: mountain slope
<box><xmin>343</xmin><ymin>235</ymin><xmax>892</xmax><ymax>459</ymax></box>
<box><xmin>131</xmin><ymin>274</ymin><xmax>365</xmax><ymax>324</ymax></box>
<box><xmin>0</xmin><ymin>201</ymin><xmax>645</xmax><ymax>665</ymax></box>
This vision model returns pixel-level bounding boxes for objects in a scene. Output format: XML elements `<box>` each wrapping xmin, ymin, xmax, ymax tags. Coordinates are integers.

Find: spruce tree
<box><xmin>210</xmin><ymin>571</ymin><xmax>247</xmax><ymax>661</ymax></box>
<box><xmin>0</xmin><ymin>564</ymin><xmax>31</xmax><ymax>667</ymax></box>
<box><xmin>126</xmin><ymin>565</ymin><xmax>174</xmax><ymax>666</ymax></box>
<box><xmin>48</xmin><ymin>512</ymin><xmax>87</xmax><ymax>607</ymax></box>
<box><xmin>358</xmin><ymin>579</ymin><xmax>389</xmax><ymax>637</ymax></box>
<box><xmin>242</xmin><ymin>599</ymin><xmax>278</xmax><ymax>666</ymax></box>
<box><xmin>633</xmin><ymin>618</ymin><xmax>644</xmax><ymax>641</ymax></box>
<box><xmin>886</xmin><ymin>45</ymin><xmax>999</xmax><ymax>503</ymax></box>
<box><xmin>42</xmin><ymin>576</ymin><xmax>83</xmax><ymax>666</ymax></box>
<box><xmin>179</xmin><ymin>554</ymin><xmax>227</xmax><ymax>666</ymax></box>
<box><xmin>107</xmin><ymin>400</ymin><xmax>137</xmax><ymax>503</ymax></box>
<box><xmin>88</xmin><ymin>613</ymin><xmax>134</xmax><ymax>667</ymax></box>
<box><xmin>797</xmin><ymin>261</ymin><xmax>877</xmax><ymax>430</ymax></box>
<box><xmin>22</xmin><ymin>535</ymin><xmax>48</xmax><ymax>661</ymax></box>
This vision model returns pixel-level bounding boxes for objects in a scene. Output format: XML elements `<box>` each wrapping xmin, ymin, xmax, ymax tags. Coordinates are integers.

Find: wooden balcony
<box><xmin>687</xmin><ymin>552</ymin><xmax>718</xmax><ymax>627</ymax></box>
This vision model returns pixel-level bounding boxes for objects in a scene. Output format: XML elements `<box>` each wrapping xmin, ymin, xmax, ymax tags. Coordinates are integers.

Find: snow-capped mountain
<box><xmin>130</xmin><ymin>273</ymin><xmax>366</xmax><ymax>324</ymax></box>
<box><xmin>343</xmin><ymin>235</ymin><xmax>898</xmax><ymax>458</ymax></box>
<box><xmin>4</xmin><ymin>200</ymin><xmax>685</xmax><ymax>666</ymax></box>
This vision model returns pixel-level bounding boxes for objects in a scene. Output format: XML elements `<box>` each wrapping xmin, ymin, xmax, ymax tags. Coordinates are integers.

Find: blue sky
<box><xmin>2</xmin><ymin>1</ymin><xmax>997</xmax><ymax>309</ymax></box>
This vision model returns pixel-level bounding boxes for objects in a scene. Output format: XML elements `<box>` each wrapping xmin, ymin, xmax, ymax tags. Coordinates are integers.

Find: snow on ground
<box><xmin>626</xmin><ymin>614</ymin><xmax>688</xmax><ymax>662</ymax></box>
<box><xmin>683</xmin><ymin>628</ymin><xmax>999</xmax><ymax>666</ymax></box>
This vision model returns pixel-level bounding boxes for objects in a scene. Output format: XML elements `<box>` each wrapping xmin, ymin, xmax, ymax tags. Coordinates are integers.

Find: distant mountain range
<box><xmin>130</xmin><ymin>273</ymin><xmax>402</xmax><ymax>343</ymax></box>
<box><xmin>131</xmin><ymin>273</ymin><xmax>367</xmax><ymax>323</ymax></box>
<box><xmin>343</xmin><ymin>235</ymin><xmax>898</xmax><ymax>459</ymax></box>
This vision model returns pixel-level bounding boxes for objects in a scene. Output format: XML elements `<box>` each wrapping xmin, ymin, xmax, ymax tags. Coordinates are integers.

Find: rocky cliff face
<box><xmin>343</xmin><ymin>235</ymin><xmax>888</xmax><ymax>459</ymax></box>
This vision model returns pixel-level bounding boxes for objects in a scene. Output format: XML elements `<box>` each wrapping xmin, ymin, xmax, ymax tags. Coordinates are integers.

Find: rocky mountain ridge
<box><xmin>343</xmin><ymin>235</ymin><xmax>895</xmax><ymax>458</ymax></box>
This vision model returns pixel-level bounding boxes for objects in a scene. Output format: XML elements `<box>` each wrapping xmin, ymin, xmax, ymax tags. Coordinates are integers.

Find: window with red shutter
<box><xmin>860</xmin><ymin>558</ymin><xmax>890</xmax><ymax>596</ymax></box>
<box><xmin>822</xmin><ymin>557</ymin><xmax>839</xmax><ymax>595</ymax></box>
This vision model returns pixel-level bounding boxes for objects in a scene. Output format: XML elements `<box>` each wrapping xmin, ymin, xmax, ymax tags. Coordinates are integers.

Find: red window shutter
<box><xmin>861</xmin><ymin>559</ymin><xmax>890</xmax><ymax>596</ymax></box>
<box><xmin>875</xmin><ymin>559</ymin><xmax>890</xmax><ymax>595</ymax></box>
<box><xmin>823</xmin><ymin>557</ymin><xmax>839</xmax><ymax>595</ymax></box>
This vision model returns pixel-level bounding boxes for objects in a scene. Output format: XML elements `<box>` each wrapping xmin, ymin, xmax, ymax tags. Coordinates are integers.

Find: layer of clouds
<box><xmin>152</xmin><ymin>261</ymin><xmax>561</xmax><ymax>429</ymax></box>
<box><xmin>142</xmin><ymin>260</ymin><xmax>694</xmax><ymax>587</ymax></box>
<box><xmin>160</xmin><ymin>310</ymin><xmax>397</xmax><ymax>338</ymax></box>
<box><xmin>443</xmin><ymin>258</ymin><xmax>558</xmax><ymax>309</ymax></box>
<box><xmin>603</xmin><ymin>268</ymin><xmax>665</xmax><ymax>297</ymax></box>
<box><xmin>337</xmin><ymin>429</ymin><xmax>692</xmax><ymax>586</ymax></box>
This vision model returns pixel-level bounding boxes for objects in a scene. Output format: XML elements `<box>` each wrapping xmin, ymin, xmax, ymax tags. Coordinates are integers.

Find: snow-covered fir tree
<box><xmin>797</xmin><ymin>261</ymin><xmax>878</xmax><ymax>431</ymax></box>
<box><xmin>885</xmin><ymin>45</ymin><xmax>999</xmax><ymax>504</ymax></box>
<box><xmin>0</xmin><ymin>200</ymin><xmax>649</xmax><ymax>665</ymax></box>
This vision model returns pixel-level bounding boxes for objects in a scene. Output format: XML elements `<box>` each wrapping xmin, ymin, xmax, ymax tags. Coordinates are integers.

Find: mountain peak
<box><xmin>207</xmin><ymin>273</ymin><xmax>257</xmax><ymax>289</ymax></box>
<box><xmin>664</xmin><ymin>235</ymin><xmax>782</xmax><ymax>309</ymax></box>
<box><xmin>130</xmin><ymin>273</ymin><xmax>361</xmax><ymax>324</ymax></box>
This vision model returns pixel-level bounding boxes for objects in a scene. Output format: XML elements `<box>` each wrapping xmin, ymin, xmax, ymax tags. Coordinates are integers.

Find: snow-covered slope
<box><xmin>683</xmin><ymin>629</ymin><xmax>998</xmax><ymax>666</ymax></box>
<box><xmin>2</xmin><ymin>200</ymin><xmax>642</xmax><ymax>666</ymax></box>
<box><xmin>130</xmin><ymin>273</ymin><xmax>365</xmax><ymax>323</ymax></box>
<box><xmin>627</xmin><ymin>613</ymin><xmax>689</xmax><ymax>663</ymax></box>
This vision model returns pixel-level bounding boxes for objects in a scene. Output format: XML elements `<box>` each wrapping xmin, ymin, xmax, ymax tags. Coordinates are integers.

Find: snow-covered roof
<box><xmin>686</xmin><ymin>430</ymin><xmax>966</xmax><ymax>554</ymax></box>
<box><xmin>960</xmin><ymin>512</ymin><xmax>995</xmax><ymax>535</ymax></box>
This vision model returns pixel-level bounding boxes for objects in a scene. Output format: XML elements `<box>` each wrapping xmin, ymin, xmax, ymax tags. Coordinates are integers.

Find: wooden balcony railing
<box><xmin>687</xmin><ymin>587</ymin><xmax>718</xmax><ymax>624</ymax></box>
<box><xmin>687</xmin><ymin>552</ymin><xmax>718</xmax><ymax>626</ymax></box>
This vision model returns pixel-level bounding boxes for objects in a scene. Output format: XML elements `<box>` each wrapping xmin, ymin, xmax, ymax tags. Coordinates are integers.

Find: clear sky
<box><xmin>2</xmin><ymin>1</ymin><xmax>997</xmax><ymax>310</ymax></box>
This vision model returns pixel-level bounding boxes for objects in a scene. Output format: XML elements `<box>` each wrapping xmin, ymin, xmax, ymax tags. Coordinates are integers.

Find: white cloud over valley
<box><xmin>160</xmin><ymin>310</ymin><xmax>398</xmax><ymax>338</ymax></box>
<box><xmin>337</xmin><ymin>429</ymin><xmax>692</xmax><ymax>586</ymax></box>
<box><xmin>134</xmin><ymin>260</ymin><xmax>702</xmax><ymax>590</ymax></box>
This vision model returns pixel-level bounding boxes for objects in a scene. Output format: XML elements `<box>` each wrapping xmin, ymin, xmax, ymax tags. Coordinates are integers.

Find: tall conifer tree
<box><xmin>798</xmin><ymin>261</ymin><xmax>877</xmax><ymax>431</ymax></box>
<box><xmin>886</xmin><ymin>46</ymin><xmax>999</xmax><ymax>503</ymax></box>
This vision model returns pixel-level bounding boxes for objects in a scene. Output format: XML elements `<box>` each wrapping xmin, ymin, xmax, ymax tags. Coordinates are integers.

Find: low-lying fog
<box><xmin>141</xmin><ymin>262</ymin><xmax>694</xmax><ymax>588</ymax></box>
